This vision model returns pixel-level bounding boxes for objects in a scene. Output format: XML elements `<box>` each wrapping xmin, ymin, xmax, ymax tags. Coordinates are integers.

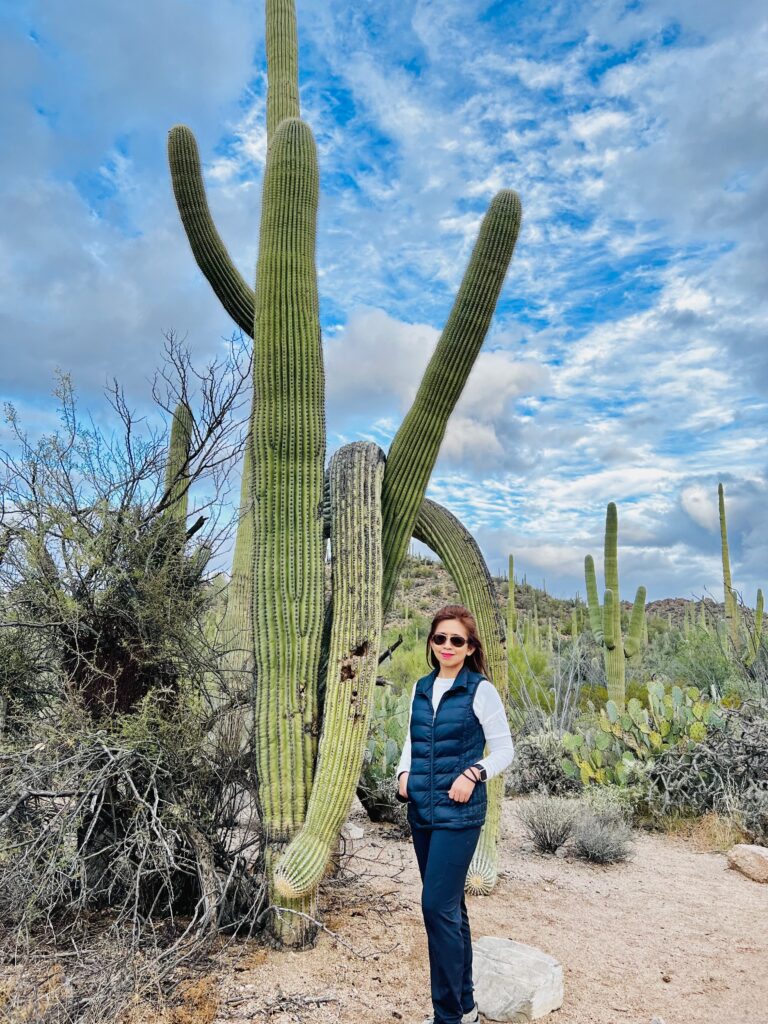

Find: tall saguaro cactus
<box><xmin>168</xmin><ymin>0</ymin><xmax>522</xmax><ymax>946</ymax></box>
<box><xmin>584</xmin><ymin>503</ymin><xmax>646</xmax><ymax>710</ymax></box>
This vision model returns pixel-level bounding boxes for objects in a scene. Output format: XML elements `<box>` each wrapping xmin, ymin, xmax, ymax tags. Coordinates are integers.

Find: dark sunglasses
<box><xmin>431</xmin><ymin>633</ymin><xmax>469</xmax><ymax>648</ymax></box>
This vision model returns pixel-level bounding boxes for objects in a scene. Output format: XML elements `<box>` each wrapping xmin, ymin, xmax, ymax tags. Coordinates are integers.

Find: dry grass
<box><xmin>658</xmin><ymin>809</ymin><xmax>748</xmax><ymax>852</ymax></box>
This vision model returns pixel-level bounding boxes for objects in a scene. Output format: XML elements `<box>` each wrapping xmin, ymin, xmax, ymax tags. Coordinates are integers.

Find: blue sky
<box><xmin>2</xmin><ymin>0</ymin><xmax>767</xmax><ymax>602</ymax></box>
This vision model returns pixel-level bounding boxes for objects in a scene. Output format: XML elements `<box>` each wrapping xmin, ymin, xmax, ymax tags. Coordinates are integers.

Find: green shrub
<box><xmin>505</xmin><ymin>731</ymin><xmax>581</xmax><ymax>797</ymax></box>
<box><xmin>357</xmin><ymin>685</ymin><xmax>410</xmax><ymax>826</ymax></box>
<box><xmin>645</xmin><ymin>701</ymin><xmax>768</xmax><ymax>817</ymax></box>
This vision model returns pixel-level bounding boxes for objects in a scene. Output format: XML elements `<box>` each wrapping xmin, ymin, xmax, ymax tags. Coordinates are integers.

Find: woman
<box><xmin>396</xmin><ymin>604</ymin><xmax>515</xmax><ymax>1024</ymax></box>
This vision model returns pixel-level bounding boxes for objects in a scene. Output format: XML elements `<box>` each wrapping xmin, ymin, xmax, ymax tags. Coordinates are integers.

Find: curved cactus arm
<box><xmin>249</xmin><ymin>117</ymin><xmax>325</xmax><ymax>942</ymax></box>
<box><xmin>624</xmin><ymin>585</ymin><xmax>646</xmax><ymax>659</ymax></box>
<box><xmin>380</xmin><ymin>190</ymin><xmax>522</xmax><ymax>615</ymax></box>
<box><xmin>603</xmin><ymin>589</ymin><xmax>617</xmax><ymax>649</ymax></box>
<box><xmin>274</xmin><ymin>442</ymin><xmax>385</xmax><ymax>899</ymax></box>
<box><xmin>584</xmin><ymin>555</ymin><xmax>603</xmax><ymax>642</ymax></box>
<box><xmin>167</xmin><ymin>126</ymin><xmax>256</xmax><ymax>337</ymax></box>
<box><xmin>219</xmin><ymin>444</ymin><xmax>255</xmax><ymax>698</ymax></box>
<box><xmin>412</xmin><ymin>497</ymin><xmax>506</xmax><ymax>896</ymax></box>
<box><xmin>161</xmin><ymin>401</ymin><xmax>194</xmax><ymax>525</ymax></box>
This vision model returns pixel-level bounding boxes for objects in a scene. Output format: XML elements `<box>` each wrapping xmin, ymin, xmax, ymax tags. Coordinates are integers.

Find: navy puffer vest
<box><xmin>406</xmin><ymin>664</ymin><xmax>488</xmax><ymax>831</ymax></box>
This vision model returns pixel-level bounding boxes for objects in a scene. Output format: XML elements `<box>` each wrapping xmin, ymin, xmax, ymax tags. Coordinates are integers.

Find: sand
<box><xmin>206</xmin><ymin>796</ymin><xmax>768</xmax><ymax>1024</ymax></box>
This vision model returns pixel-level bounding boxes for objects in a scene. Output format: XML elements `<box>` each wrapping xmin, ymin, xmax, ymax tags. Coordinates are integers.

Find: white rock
<box><xmin>341</xmin><ymin>823</ymin><xmax>365</xmax><ymax>842</ymax></box>
<box><xmin>727</xmin><ymin>844</ymin><xmax>768</xmax><ymax>883</ymax></box>
<box><xmin>472</xmin><ymin>937</ymin><xmax>564</xmax><ymax>1021</ymax></box>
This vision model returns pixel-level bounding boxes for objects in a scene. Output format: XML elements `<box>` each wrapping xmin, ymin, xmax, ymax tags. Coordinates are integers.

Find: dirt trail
<box><xmin>208</xmin><ymin>796</ymin><xmax>768</xmax><ymax>1024</ymax></box>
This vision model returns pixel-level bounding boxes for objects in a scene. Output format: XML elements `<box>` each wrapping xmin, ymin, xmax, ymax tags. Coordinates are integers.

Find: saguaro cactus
<box><xmin>719</xmin><ymin>482</ymin><xmax>764</xmax><ymax>666</ymax></box>
<box><xmin>507</xmin><ymin>554</ymin><xmax>517</xmax><ymax>646</ymax></box>
<box><xmin>168</xmin><ymin>0</ymin><xmax>522</xmax><ymax>945</ymax></box>
<box><xmin>584</xmin><ymin>502</ymin><xmax>646</xmax><ymax>710</ymax></box>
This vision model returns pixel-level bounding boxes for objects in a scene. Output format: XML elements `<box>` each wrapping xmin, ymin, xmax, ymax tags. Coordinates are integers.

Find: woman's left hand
<box><xmin>448</xmin><ymin>773</ymin><xmax>476</xmax><ymax>803</ymax></box>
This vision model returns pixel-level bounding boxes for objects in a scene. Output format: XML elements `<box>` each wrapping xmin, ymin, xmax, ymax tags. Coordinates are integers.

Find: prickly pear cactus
<box><xmin>561</xmin><ymin>681</ymin><xmax>726</xmax><ymax>786</ymax></box>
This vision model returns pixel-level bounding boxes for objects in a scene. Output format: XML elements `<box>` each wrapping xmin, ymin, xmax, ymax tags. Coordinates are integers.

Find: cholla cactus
<box><xmin>167</xmin><ymin>0</ymin><xmax>521</xmax><ymax>945</ymax></box>
<box><xmin>584</xmin><ymin>503</ymin><xmax>646</xmax><ymax>710</ymax></box>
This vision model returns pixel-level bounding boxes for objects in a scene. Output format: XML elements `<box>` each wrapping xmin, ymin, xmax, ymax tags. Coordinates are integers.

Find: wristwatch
<box><xmin>472</xmin><ymin>763</ymin><xmax>487</xmax><ymax>782</ymax></box>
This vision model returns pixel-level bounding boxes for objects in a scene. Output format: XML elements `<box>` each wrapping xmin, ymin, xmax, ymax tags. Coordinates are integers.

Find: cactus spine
<box><xmin>584</xmin><ymin>502</ymin><xmax>646</xmax><ymax>710</ymax></box>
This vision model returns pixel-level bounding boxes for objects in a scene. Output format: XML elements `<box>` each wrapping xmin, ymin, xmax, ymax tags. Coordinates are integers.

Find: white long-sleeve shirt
<box><xmin>395</xmin><ymin>676</ymin><xmax>514</xmax><ymax>782</ymax></box>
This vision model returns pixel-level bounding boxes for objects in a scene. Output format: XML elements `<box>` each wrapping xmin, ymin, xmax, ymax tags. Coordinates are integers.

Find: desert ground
<box><xmin>175</xmin><ymin>795</ymin><xmax>768</xmax><ymax>1024</ymax></box>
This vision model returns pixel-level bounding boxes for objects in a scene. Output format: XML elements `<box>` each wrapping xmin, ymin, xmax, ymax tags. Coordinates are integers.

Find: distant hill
<box><xmin>380</xmin><ymin>552</ymin><xmax>731</xmax><ymax>635</ymax></box>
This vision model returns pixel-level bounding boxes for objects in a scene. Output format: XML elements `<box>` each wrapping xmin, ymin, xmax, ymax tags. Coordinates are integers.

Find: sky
<box><xmin>2</xmin><ymin>0</ymin><xmax>767</xmax><ymax>602</ymax></box>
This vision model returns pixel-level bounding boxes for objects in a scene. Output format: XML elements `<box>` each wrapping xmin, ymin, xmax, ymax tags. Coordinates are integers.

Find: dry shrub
<box><xmin>516</xmin><ymin>795</ymin><xmax>579</xmax><ymax>853</ymax></box>
<box><xmin>572</xmin><ymin>809</ymin><xmax>633</xmax><ymax>864</ymax></box>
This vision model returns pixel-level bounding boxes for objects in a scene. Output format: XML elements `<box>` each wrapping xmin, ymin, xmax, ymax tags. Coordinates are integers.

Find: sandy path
<box><xmin>210</xmin><ymin>796</ymin><xmax>768</xmax><ymax>1024</ymax></box>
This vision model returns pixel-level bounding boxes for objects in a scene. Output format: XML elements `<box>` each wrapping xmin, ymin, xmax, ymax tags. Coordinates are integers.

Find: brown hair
<box><xmin>425</xmin><ymin>604</ymin><xmax>491</xmax><ymax>679</ymax></box>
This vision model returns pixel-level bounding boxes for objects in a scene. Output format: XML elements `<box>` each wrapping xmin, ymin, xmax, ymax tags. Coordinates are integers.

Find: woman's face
<box><xmin>430</xmin><ymin>617</ymin><xmax>475</xmax><ymax>671</ymax></box>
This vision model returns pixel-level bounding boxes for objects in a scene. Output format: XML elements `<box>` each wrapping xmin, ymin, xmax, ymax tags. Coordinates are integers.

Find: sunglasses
<box><xmin>430</xmin><ymin>633</ymin><xmax>469</xmax><ymax>648</ymax></box>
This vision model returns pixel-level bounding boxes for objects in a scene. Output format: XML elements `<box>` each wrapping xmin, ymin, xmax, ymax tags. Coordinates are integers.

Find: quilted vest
<box><xmin>406</xmin><ymin>663</ymin><xmax>488</xmax><ymax>830</ymax></box>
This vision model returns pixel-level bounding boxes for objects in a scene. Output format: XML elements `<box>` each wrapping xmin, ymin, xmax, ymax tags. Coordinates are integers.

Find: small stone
<box><xmin>650</xmin><ymin>1017</ymin><xmax>666</xmax><ymax>1024</ymax></box>
<box><xmin>342</xmin><ymin>823</ymin><xmax>365</xmax><ymax>842</ymax></box>
<box><xmin>727</xmin><ymin>843</ymin><xmax>768</xmax><ymax>883</ymax></box>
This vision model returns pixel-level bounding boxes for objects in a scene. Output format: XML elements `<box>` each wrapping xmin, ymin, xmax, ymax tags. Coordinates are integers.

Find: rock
<box><xmin>650</xmin><ymin>1017</ymin><xmax>666</xmax><ymax>1024</ymax></box>
<box><xmin>472</xmin><ymin>937</ymin><xmax>564</xmax><ymax>1021</ymax></box>
<box><xmin>727</xmin><ymin>844</ymin><xmax>768</xmax><ymax>883</ymax></box>
<box><xmin>342</xmin><ymin>823</ymin><xmax>365</xmax><ymax>842</ymax></box>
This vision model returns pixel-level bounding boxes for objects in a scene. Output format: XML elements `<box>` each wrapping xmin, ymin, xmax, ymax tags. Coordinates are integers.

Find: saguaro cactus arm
<box><xmin>274</xmin><ymin>442</ymin><xmax>385</xmax><ymax>899</ymax></box>
<box><xmin>167</xmin><ymin>126</ymin><xmax>256</xmax><ymax>337</ymax></box>
<box><xmin>507</xmin><ymin>553</ymin><xmax>517</xmax><ymax>644</ymax></box>
<box><xmin>624</xmin><ymin>585</ymin><xmax>647</xmax><ymax>658</ymax></box>
<box><xmin>412</xmin><ymin>497</ymin><xmax>506</xmax><ymax>896</ymax></box>
<box><xmin>584</xmin><ymin>555</ymin><xmax>603</xmax><ymax>642</ymax></box>
<box><xmin>160</xmin><ymin>401</ymin><xmax>194</xmax><ymax>524</ymax></box>
<box><xmin>380</xmin><ymin>190</ymin><xmax>522</xmax><ymax>615</ymax></box>
<box><xmin>718</xmin><ymin>482</ymin><xmax>742</xmax><ymax>650</ymax></box>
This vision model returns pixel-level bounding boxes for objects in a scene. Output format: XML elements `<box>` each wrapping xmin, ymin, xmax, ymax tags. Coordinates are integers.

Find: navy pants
<box><xmin>411</xmin><ymin>825</ymin><xmax>482</xmax><ymax>1024</ymax></box>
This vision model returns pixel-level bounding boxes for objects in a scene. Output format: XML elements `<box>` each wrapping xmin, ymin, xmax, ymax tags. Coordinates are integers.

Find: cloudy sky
<box><xmin>2</xmin><ymin>0</ymin><xmax>767</xmax><ymax>602</ymax></box>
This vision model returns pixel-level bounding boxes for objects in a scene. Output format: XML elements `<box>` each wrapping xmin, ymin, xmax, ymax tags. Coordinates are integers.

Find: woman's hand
<box><xmin>448</xmin><ymin>769</ymin><xmax>479</xmax><ymax>803</ymax></box>
<box><xmin>398</xmin><ymin>771</ymin><xmax>409</xmax><ymax>799</ymax></box>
